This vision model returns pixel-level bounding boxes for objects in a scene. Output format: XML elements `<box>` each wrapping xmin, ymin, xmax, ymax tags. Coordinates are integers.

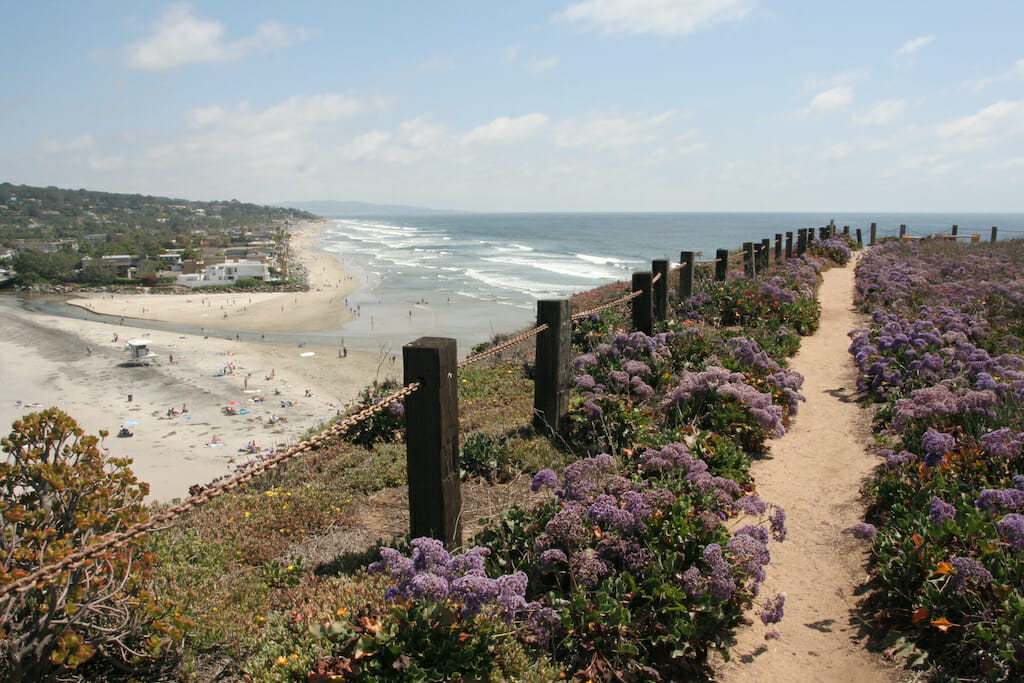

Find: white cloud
<box><xmin>41</xmin><ymin>134</ymin><xmax>95</xmax><ymax>153</ymax></box>
<box><xmin>896</xmin><ymin>34</ymin><xmax>934</xmax><ymax>56</ymax></box>
<box><xmin>126</xmin><ymin>3</ymin><xmax>309</xmax><ymax>70</ymax></box>
<box><xmin>461</xmin><ymin>114</ymin><xmax>549</xmax><ymax>146</ymax></box>
<box><xmin>554</xmin><ymin>110</ymin><xmax>677</xmax><ymax>148</ymax></box>
<box><xmin>853</xmin><ymin>99</ymin><xmax>906</xmax><ymax>126</ymax></box>
<box><xmin>526</xmin><ymin>56</ymin><xmax>561</xmax><ymax>72</ymax></box>
<box><xmin>555</xmin><ymin>0</ymin><xmax>757</xmax><ymax>36</ymax></box>
<box><xmin>88</xmin><ymin>155</ymin><xmax>125</xmax><ymax>172</ymax></box>
<box><xmin>936</xmin><ymin>99</ymin><xmax>1024</xmax><ymax>150</ymax></box>
<box><xmin>823</xmin><ymin>142</ymin><xmax>853</xmax><ymax>161</ymax></box>
<box><xmin>186</xmin><ymin>93</ymin><xmax>389</xmax><ymax>133</ymax></box>
<box><xmin>502</xmin><ymin>44</ymin><xmax>521</xmax><ymax>63</ymax></box>
<box><xmin>970</xmin><ymin>59</ymin><xmax>1024</xmax><ymax>91</ymax></box>
<box><xmin>418</xmin><ymin>56</ymin><xmax>456</xmax><ymax>71</ymax></box>
<box><xmin>793</xmin><ymin>86</ymin><xmax>853</xmax><ymax>119</ymax></box>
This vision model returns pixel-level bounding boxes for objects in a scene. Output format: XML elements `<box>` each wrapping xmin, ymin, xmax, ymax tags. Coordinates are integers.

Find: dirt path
<box><xmin>712</xmin><ymin>260</ymin><xmax>899</xmax><ymax>683</ymax></box>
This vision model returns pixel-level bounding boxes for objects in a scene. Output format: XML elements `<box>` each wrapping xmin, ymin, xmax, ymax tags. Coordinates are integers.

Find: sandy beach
<box><xmin>0</xmin><ymin>221</ymin><xmax>393</xmax><ymax>502</ymax></box>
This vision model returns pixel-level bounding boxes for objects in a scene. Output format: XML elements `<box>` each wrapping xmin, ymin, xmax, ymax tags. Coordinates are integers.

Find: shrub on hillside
<box><xmin>0</xmin><ymin>409</ymin><xmax>187</xmax><ymax>681</ymax></box>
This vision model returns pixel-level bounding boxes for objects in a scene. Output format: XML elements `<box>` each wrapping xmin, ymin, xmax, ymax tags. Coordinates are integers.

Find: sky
<box><xmin>2</xmin><ymin>1</ymin><xmax>1023</xmax><ymax>212</ymax></box>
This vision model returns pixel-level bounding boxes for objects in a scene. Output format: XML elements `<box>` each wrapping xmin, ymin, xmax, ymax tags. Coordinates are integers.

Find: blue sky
<box><xmin>2</xmin><ymin>1</ymin><xmax>1023</xmax><ymax>212</ymax></box>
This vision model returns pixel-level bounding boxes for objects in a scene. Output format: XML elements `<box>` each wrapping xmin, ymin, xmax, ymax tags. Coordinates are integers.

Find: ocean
<box><xmin>317</xmin><ymin>212</ymin><xmax>1024</xmax><ymax>356</ymax></box>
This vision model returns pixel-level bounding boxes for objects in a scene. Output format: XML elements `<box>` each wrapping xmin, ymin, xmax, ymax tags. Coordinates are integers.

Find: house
<box><xmin>175</xmin><ymin>259</ymin><xmax>270</xmax><ymax>288</ymax></box>
<box><xmin>101</xmin><ymin>255</ymin><xmax>136</xmax><ymax>279</ymax></box>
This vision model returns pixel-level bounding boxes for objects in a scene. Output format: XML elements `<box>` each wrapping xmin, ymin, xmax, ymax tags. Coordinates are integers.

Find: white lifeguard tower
<box><xmin>125</xmin><ymin>339</ymin><xmax>159</xmax><ymax>366</ymax></box>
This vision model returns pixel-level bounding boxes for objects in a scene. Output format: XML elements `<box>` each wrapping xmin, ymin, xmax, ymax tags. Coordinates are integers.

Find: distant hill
<box><xmin>278</xmin><ymin>200</ymin><xmax>459</xmax><ymax>217</ymax></box>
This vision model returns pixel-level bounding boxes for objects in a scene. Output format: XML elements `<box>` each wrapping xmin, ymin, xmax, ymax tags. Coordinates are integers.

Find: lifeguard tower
<box><xmin>125</xmin><ymin>339</ymin><xmax>159</xmax><ymax>366</ymax></box>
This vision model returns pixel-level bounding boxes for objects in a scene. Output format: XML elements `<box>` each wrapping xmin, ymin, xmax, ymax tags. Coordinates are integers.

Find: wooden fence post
<box><xmin>403</xmin><ymin>337</ymin><xmax>462</xmax><ymax>547</ymax></box>
<box><xmin>991</xmin><ymin>226</ymin><xmax>998</xmax><ymax>243</ymax></box>
<box><xmin>715</xmin><ymin>249</ymin><xmax>729</xmax><ymax>281</ymax></box>
<box><xmin>632</xmin><ymin>272</ymin><xmax>653</xmax><ymax>334</ymax></box>
<box><xmin>743</xmin><ymin>242</ymin><xmax>755</xmax><ymax>277</ymax></box>
<box><xmin>760</xmin><ymin>238</ymin><xmax>771</xmax><ymax>271</ymax></box>
<box><xmin>870</xmin><ymin>222</ymin><xmax>877</xmax><ymax>245</ymax></box>
<box><xmin>652</xmin><ymin>259</ymin><xmax>668</xmax><ymax>321</ymax></box>
<box><xmin>843</xmin><ymin>225</ymin><xmax>850</xmax><ymax>236</ymax></box>
<box><xmin>774</xmin><ymin>233</ymin><xmax>782</xmax><ymax>262</ymax></box>
<box><xmin>856</xmin><ymin>228</ymin><xmax>863</xmax><ymax>247</ymax></box>
<box><xmin>797</xmin><ymin>229</ymin><xmax>807</xmax><ymax>255</ymax></box>
<box><xmin>534</xmin><ymin>300</ymin><xmax>571</xmax><ymax>437</ymax></box>
<box><xmin>818</xmin><ymin>227</ymin><xmax>828</xmax><ymax>241</ymax></box>
<box><xmin>952</xmin><ymin>224</ymin><xmax>958</xmax><ymax>236</ymax></box>
<box><xmin>785</xmin><ymin>231</ymin><xmax>793</xmax><ymax>259</ymax></box>
<box><xmin>899</xmin><ymin>224</ymin><xmax>907</xmax><ymax>239</ymax></box>
<box><xmin>679</xmin><ymin>250</ymin><xmax>695</xmax><ymax>300</ymax></box>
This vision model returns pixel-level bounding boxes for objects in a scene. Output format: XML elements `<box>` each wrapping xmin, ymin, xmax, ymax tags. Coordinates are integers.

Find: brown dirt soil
<box><xmin>711</xmin><ymin>259</ymin><xmax>903</xmax><ymax>682</ymax></box>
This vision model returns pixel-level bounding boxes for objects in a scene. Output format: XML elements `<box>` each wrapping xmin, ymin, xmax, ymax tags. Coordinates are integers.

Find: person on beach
<box><xmin>182</xmin><ymin>404</ymin><xmax>189</xmax><ymax>413</ymax></box>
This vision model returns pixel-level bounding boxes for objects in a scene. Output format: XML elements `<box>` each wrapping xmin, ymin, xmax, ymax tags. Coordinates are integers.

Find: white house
<box><xmin>175</xmin><ymin>259</ymin><xmax>270</xmax><ymax>288</ymax></box>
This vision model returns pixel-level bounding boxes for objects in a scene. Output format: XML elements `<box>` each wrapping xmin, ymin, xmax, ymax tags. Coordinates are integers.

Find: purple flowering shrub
<box><xmin>469</xmin><ymin>446</ymin><xmax>787</xmax><ymax>679</ymax></box>
<box><xmin>691</xmin><ymin>271</ymin><xmax>821</xmax><ymax>335</ymax></box>
<box><xmin>567</xmin><ymin>331</ymin><xmax>676</xmax><ymax>454</ymax></box>
<box><xmin>852</xmin><ymin>238</ymin><xmax>1024</xmax><ymax>680</ymax></box>
<box><xmin>299</xmin><ymin>538</ymin><xmax>562</xmax><ymax>679</ymax></box>
<box><xmin>807</xmin><ymin>234</ymin><xmax>855</xmax><ymax>265</ymax></box>
<box><xmin>659</xmin><ymin>366</ymin><xmax>787</xmax><ymax>453</ymax></box>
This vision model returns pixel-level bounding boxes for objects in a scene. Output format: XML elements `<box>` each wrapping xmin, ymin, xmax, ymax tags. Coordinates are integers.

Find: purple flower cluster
<box><xmin>757</xmin><ymin>593</ymin><xmax>786</xmax><ymax>625</ymax></box>
<box><xmin>921</xmin><ymin>429</ymin><xmax>956</xmax><ymax>468</ymax></box>
<box><xmin>530</xmin><ymin>454</ymin><xmax>674</xmax><ymax>585</ymax></box>
<box><xmin>846</xmin><ymin>522</ymin><xmax>878</xmax><ymax>540</ymax></box>
<box><xmin>947</xmin><ymin>556</ymin><xmax>993</xmax><ymax>594</ymax></box>
<box><xmin>929</xmin><ymin>496</ymin><xmax>956</xmax><ymax>524</ymax></box>
<box><xmin>369</xmin><ymin>538</ymin><xmax>561</xmax><ymax>642</ymax></box>
<box><xmin>975</xmin><ymin>488</ymin><xmax>1024</xmax><ymax>512</ymax></box>
<box><xmin>996</xmin><ymin>513</ymin><xmax>1024</xmax><ymax>550</ymax></box>
<box><xmin>890</xmin><ymin>385</ymin><xmax>998</xmax><ymax>433</ymax></box>
<box><xmin>371</xmin><ymin>539</ymin><xmax>528</xmax><ymax>619</ymax></box>
<box><xmin>661</xmin><ymin>366</ymin><xmax>786</xmax><ymax>438</ymax></box>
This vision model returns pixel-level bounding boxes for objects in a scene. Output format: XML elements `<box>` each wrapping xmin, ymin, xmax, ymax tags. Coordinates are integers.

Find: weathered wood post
<box><xmin>856</xmin><ymin>228</ymin><xmax>863</xmax><ymax>247</ymax></box>
<box><xmin>774</xmin><ymin>233</ymin><xmax>782</xmax><ymax>262</ymax></box>
<box><xmin>952</xmin><ymin>224</ymin><xmax>958</xmax><ymax>236</ymax></box>
<box><xmin>797</xmin><ymin>229</ymin><xmax>807</xmax><ymax>255</ymax></box>
<box><xmin>743</xmin><ymin>242</ymin><xmax>755</xmax><ymax>277</ymax></box>
<box><xmin>869</xmin><ymin>222</ymin><xmax>877</xmax><ymax>245</ymax></box>
<box><xmin>679</xmin><ymin>250</ymin><xmax>695</xmax><ymax>300</ymax></box>
<box><xmin>534</xmin><ymin>300</ymin><xmax>571</xmax><ymax>437</ymax></box>
<box><xmin>843</xmin><ymin>225</ymin><xmax>850</xmax><ymax>236</ymax></box>
<box><xmin>715</xmin><ymin>249</ymin><xmax>729</xmax><ymax>281</ymax></box>
<box><xmin>819</xmin><ymin>227</ymin><xmax>828</xmax><ymax>241</ymax></box>
<box><xmin>785</xmin><ymin>232</ymin><xmax>793</xmax><ymax>259</ymax></box>
<box><xmin>403</xmin><ymin>337</ymin><xmax>461</xmax><ymax>547</ymax></box>
<box><xmin>652</xmin><ymin>258</ymin><xmax>668</xmax><ymax>321</ymax></box>
<box><xmin>632</xmin><ymin>272</ymin><xmax>653</xmax><ymax>334</ymax></box>
<box><xmin>899</xmin><ymin>224</ymin><xmax>907</xmax><ymax>239</ymax></box>
<box><xmin>760</xmin><ymin>238</ymin><xmax>771</xmax><ymax>271</ymax></box>
<box><xmin>991</xmin><ymin>226</ymin><xmax>998</xmax><ymax>243</ymax></box>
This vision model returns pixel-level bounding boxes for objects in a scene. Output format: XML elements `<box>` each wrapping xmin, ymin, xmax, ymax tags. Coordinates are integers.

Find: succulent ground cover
<box><xmin>849</xmin><ymin>238</ymin><xmax>1024</xmax><ymax>681</ymax></box>
<box><xmin>1</xmin><ymin>237</ymin><xmax>855</xmax><ymax>681</ymax></box>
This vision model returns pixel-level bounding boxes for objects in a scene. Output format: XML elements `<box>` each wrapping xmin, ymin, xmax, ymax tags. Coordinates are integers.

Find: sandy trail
<box><xmin>713</xmin><ymin>259</ymin><xmax>899</xmax><ymax>682</ymax></box>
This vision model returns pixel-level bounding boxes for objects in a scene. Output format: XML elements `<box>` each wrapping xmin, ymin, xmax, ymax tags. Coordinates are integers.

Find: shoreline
<box><xmin>0</xmin><ymin>221</ymin><xmax>394</xmax><ymax>503</ymax></box>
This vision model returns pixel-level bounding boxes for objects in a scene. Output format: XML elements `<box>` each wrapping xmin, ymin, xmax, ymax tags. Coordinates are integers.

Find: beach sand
<box><xmin>0</xmin><ymin>221</ymin><xmax>394</xmax><ymax>502</ymax></box>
